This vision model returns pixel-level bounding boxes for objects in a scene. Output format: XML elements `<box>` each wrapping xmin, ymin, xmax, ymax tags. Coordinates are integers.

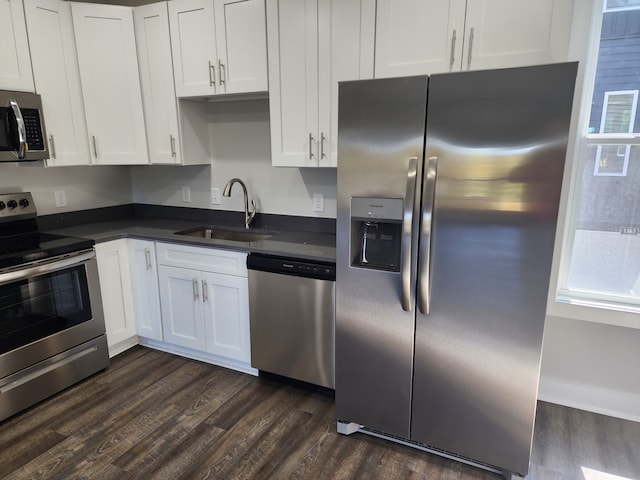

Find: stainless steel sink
<box><xmin>175</xmin><ymin>227</ymin><xmax>273</xmax><ymax>242</ymax></box>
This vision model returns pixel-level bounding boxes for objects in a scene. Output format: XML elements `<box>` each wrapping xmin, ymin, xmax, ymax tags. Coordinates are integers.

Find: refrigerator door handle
<box><xmin>401</xmin><ymin>156</ymin><xmax>418</xmax><ymax>311</ymax></box>
<box><xmin>418</xmin><ymin>156</ymin><xmax>438</xmax><ymax>314</ymax></box>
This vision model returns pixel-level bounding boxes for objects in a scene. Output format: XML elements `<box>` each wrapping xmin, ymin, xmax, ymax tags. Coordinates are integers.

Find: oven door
<box><xmin>0</xmin><ymin>250</ymin><xmax>106</xmax><ymax>379</ymax></box>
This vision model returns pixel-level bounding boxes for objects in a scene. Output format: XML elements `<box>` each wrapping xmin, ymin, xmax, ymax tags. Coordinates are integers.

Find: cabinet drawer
<box><xmin>156</xmin><ymin>242</ymin><xmax>247</xmax><ymax>277</ymax></box>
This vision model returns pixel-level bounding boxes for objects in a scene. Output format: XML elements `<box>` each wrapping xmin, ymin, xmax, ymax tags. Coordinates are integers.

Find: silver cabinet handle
<box><xmin>192</xmin><ymin>278</ymin><xmax>199</xmax><ymax>301</ymax></box>
<box><xmin>202</xmin><ymin>279</ymin><xmax>208</xmax><ymax>303</ymax></box>
<box><xmin>49</xmin><ymin>134</ymin><xmax>57</xmax><ymax>160</ymax></box>
<box><xmin>208</xmin><ymin>60</ymin><xmax>216</xmax><ymax>86</ymax></box>
<box><xmin>144</xmin><ymin>248</ymin><xmax>151</xmax><ymax>270</ymax></box>
<box><xmin>467</xmin><ymin>27</ymin><xmax>475</xmax><ymax>69</ymax></box>
<box><xmin>320</xmin><ymin>132</ymin><xmax>326</xmax><ymax>159</ymax></box>
<box><xmin>91</xmin><ymin>135</ymin><xmax>99</xmax><ymax>159</ymax></box>
<box><xmin>9</xmin><ymin>100</ymin><xmax>26</xmax><ymax>159</ymax></box>
<box><xmin>309</xmin><ymin>132</ymin><xmax>314</xmax><ymax>159</ymax></box>
<box><xmin>401</xmin><ymin>156</ymin><xmax>418</xmax><ymax>312</ymax></box>
<box><xmin>218</xmin><ymin>60</ymin><xmax>225</xmax><ymax>85</ymax></box>
<box><xmin>170</xmin><ymin>135</ymin><xmax>176</xmax><ymax>158</ymax></box>
<box><xmin>449</xmin><ymin>29</ymin><xmax>457</xmax><ymax>69</ymax></box>
<box><xmin>418</xmin><ymin>156</ymin><xmax>438</xmax><ymax>315</ymax></box>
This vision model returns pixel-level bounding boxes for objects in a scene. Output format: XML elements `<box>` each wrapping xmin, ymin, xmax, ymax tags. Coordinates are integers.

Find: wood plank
<box><xmin>1</xmin><ymin>346</ymin><xmax>639</xmax><ymax>480</ymax></box>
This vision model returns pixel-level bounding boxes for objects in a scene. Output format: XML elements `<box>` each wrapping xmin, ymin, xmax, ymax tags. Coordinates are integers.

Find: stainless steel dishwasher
<box><xmin>247</xmin><ymin>253</ymin><xmax>335</xmax><ymax>389</ymax></box>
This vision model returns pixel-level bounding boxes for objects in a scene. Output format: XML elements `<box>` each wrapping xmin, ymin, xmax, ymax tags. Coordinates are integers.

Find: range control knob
<box><xmin>7</xmin><ymin>200</ymin><xmax>17</xmax><ymax>209</ymax></box>
<box><xmin>19</xmin><ymin>198</ymin><xmax>30</xmax><ymax>208</ymax></box>
<box><xmin>0</xmin><ymin>201</ymin><xmax>5</xmax><ymax>211</ymax></box>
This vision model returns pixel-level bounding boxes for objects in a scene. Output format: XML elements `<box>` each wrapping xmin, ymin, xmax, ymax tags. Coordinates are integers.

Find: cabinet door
<box><xmin>463</xmin><ymin>0</ymin><xmax>573</xmax><ymax>71</ymax></box>
<box><xmin>374</xmin><ymin>0</ymin><xmax>466</xmax><ymax>78</ymax></box>
<box><xmin>134</xmin><ymin>2</ymin><xmax>182</xmax><ymax>164</ymax></box>
<box><xmin>202</xmin><ymin>272</ymin><xmax>251</xmax><ymax>362</ymax></box>
<box><xmin>214</xmin><ymin>0</ymin><xmax>268</xmax><ymax>94</ymax></box>
<box><xmin>95</xmin><ymin>240</ymin><xmax>137</xmax><ymax>354</ymax></box>
<box><xmin>169</xmin><ymin>0</ymin><xmax>218</xmax><ymax>97</ymax></box>
<box><xmin>25</xmin><ymin>0</ymin><xmax>90</xmax><ymax>166</ymax></box>
<box><xmin>158</xmin><ymin>265</ymin><xmax>206</xmax><ymax>351</ymax></box>
<box><xmin>317</xmin><ymin>0</ymin><xmax>375</xmax><ymax>167</ymax></box>
<box><xmin>267</xmin><ymin>0</ymin><xmax>319</xmax><ymax>167</ymax></box>
<box><xmin>72</xmin><ymin>3</ymin><xmax>148</xmax><ymax>165</ymax></box>
<box><xmin>129</xmin><ymin>240</ymin><xmax>163</xmax><ymax>341</ymax></box>
<box><xmin>0</xmin><ymin>0</ymin><xmax>34</xmax><ymax>92</ymax></box>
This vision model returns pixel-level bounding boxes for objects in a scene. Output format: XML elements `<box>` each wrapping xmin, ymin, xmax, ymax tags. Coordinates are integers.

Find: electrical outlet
<box><xmin>181</xmin><ymin>186</ymin><xmax>191</xmax><ymax>203</ymax></box>
<box><xmin>312</xmin><ymin>193</ymin><xmax>324</xmax><ymax>213</ymax></box>
<box><xmin>211</xmin><ymin>187</ymin><xmax>221</xmax><ymax>205</ymax></box>
<box><xmin>54</xmin><ymin>190</ymin><xmax>67</xmax><ymax>208</ymax></box>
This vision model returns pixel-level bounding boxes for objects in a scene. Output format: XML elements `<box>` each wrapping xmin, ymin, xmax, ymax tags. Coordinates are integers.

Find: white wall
<box><xmin>130</xmin><ymin>99</ymin><xmax>337</xmax><ymax>218</ymax></box>
<box><xmin>0</xmin><ymin>162</ymin><xmax>132</xmax><ymax>215</ymax></box>
<box><xmin>540</xmin><ymin>316</ymin><xmax>640</xmax><ymax>422</ymax></box>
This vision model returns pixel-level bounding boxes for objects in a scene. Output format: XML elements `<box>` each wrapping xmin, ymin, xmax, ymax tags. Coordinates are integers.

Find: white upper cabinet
<box><xmin>462</xmin><ymin>0</ymin><xmax>574</xmax><ymax>71</ymax></box>
<box><xmin>134</xmin><ymin>2</ymin><xmax>182</xmax><ymax>164</ymax></box>
<box><xmin>72</xmin><ymin>2</ymin><xmax>149</xmax><ymax>165</ymax></box>
<box><xmin>0</xmin><ymin>0</ymin><xmax>34</xmax><ymax>92</ymax></box>
<box><xmin>25</xmin><ymin>0</ymin><xmax>90</xmax><ymax>166</ymax></box>
<box><xmin>168</xmin><ymin>0</ymin><xmax>268</xmax><ymax>97</ymax></box>
<box><xmin>214</xmin><ymin>0</ymin><xmax>268</xmax><ymax>94</ymax></box>
<box><xmin>375</xmin><ymin>0</ymin><xmax>466</xmax><ymax>78</ymax></box>
<box><xmin>375</xmin><ymin>0</ymin><xmax>574</xmax><ymax>78</ymax></box>
<box><xmin>134</xmin><ymin>2</ymin><xmax>211</xmax><ymax>165</ymax></box>
<box><xmin>267</xmin><ymin>0</ymin><xmax>375</xmax><ymax>167</ymax></box>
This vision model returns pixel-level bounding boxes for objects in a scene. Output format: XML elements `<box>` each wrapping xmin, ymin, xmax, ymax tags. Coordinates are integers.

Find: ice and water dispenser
<box><xmin>350</xmin><ymin>197</ymin><xmax>403</xmax><ymax>272</ymax></box>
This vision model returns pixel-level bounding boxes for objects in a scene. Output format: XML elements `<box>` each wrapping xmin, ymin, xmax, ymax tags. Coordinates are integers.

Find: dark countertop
<box><xmin>48</xmin><ymin>215</ymin><xmax>336</xmax><ymax>263</ymax></box>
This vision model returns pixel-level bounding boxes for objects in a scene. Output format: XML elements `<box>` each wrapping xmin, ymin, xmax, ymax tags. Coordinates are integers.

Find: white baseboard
<box><xmin>538</xmin><ymin>376</ymin><xmax>640</xmax><ymax>422</ymax></box>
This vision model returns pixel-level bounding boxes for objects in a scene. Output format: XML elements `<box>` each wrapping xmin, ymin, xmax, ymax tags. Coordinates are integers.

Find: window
<box><xmin>593</xmin><ymin>90</ymin><xmax>637</xmax><ymax>176</ymax></box>
<box><xmin>557</xmin><ymin>2</ymin><xmax>640</xmax><ymax>311</ymax></box>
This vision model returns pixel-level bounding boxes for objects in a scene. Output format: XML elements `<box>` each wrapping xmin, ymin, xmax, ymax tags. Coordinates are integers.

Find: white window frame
<box><xmin>603</xmin><ymin>0</ymin><xmax>640</xmax><ymax>12</ymax></box>
<box><xmin>593</xmin><ymin>90</ymin><xmax>638</xmax><ymax>176</ymax></box>
<box><xmin>547</xmin><ymin>0</ymin><xmax>640</xmax><ymax>329</ymax></box>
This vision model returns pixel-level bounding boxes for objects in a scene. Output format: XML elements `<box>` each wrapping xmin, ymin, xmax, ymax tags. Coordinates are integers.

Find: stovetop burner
<box><xmin>0</xmin><ymin>192</ymin><xmax>94</xmax><ymax>270</ymax></box>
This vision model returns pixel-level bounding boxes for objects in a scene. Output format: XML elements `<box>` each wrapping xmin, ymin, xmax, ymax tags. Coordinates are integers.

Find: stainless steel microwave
<box><xmin>0</xmin><ymin>90</ymin><xmax>48</xmax><ymax>162</ymax></box>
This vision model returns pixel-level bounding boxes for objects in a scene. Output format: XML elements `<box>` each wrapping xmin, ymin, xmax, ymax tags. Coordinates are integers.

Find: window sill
<box><xmin>547</xmin><ymin>294</ymin><xmax>640</xmax><ymax>329</ymax></box>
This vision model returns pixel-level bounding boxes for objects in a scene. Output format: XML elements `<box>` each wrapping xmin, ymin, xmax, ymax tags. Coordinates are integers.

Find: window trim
<box><xmin>603</xmin><ymin>0</ymin><xmax>640</xmax><ymax>12</ymax></box>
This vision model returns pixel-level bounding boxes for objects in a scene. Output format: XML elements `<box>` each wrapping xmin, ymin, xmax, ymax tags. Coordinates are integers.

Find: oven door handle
<box><xmin>0</xmin><ymin>250</ymin><xmax>95</xmax><ymax>285</ymax></box>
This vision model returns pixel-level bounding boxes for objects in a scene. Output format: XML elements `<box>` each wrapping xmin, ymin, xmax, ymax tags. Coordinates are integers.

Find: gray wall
<box><xmin>0</xmin><ymin>163</ymin><xmax>132</xmax><ymax>215</ymax></box>
<box><xmin>131</xmin><ymin>100</ymin><xmax>337</xmax><ymax>218</ymax></box>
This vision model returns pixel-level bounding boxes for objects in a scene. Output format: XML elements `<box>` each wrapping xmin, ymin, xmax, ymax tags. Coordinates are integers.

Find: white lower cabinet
<box><xmin>156</xmin><ymin>243</ymin><xmax>253</xmax><ymax>372</ymax></box>
<box><xmin>94</xmin><ymin>240</ymin><xmax>138</xmax><ymax>357</ymax></box>
<box><xmin>128</xmin><ymin>239</ymin><xmax>163</xmax><ymax>341</ymax></box>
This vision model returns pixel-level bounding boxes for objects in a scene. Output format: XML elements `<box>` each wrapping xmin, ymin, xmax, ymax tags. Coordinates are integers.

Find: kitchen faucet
<box><xmin>223</xmin><ymin>178</ymin><xmax>256</xmax><ymax>229</ymax></box>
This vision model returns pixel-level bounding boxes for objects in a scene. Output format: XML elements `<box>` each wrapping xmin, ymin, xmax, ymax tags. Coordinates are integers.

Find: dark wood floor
<box><xmin>1</xmin><ymin>346</ymin><xmax>638</xmax><ymax>480</ymax></box>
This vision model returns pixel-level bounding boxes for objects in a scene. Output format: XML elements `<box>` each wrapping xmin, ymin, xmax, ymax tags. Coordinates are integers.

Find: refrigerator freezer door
<box><xmin>411</xmin><ymin>63</ymin><xmax>577</xmax><ymax>475</ymax></box>
<box><xmin>336</xmin><ymin>76</ymin><xmax>427</xmax><ymax>438</ymax></box>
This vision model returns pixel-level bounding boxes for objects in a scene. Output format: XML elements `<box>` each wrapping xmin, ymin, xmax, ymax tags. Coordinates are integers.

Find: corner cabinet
<box><xmin>267</xmin><ymin>0</ymin><xmax>375</xmax><ymax>167</ymax></box>
<box><xmin>168</xmin><ymin>0</ymin><xmax>268</xmax><ymax>98</ymax></box>
<box><xmin>0</xmin><ymin>0</ymin><xmax>34</xmax><ymax>92</ymax></box>
<box><xmin>133</xmin><ymin>2</ymin><xmax>210</xmax><ymax>165</ymax></box>
<box><xmin>94</xmin><ymin>240</ymin><xmax>138</xmax><ymax>357</ymax></box>
<box><xmin>71</xmin><ymin>2</ymin><xmax>149</xmax><ymax>165</ymax></box>
<box><xmin>156</xmin><ymin>243</ymin><xmax>253</xmax><ymax>373</ymax></box>
<box><xmin>128</xmin><ymin>239</ymin><xmax>163</xmax><ymax>341</ymax></box>
<box><xmin>374</xmin><ymin>0</ymin><xmax>574</xmax><ymax>78</ymax></box>
<box><xmin>24</xmin><ymin>0</ymin><xmax>90</xmax><ymax>167</ymax></box>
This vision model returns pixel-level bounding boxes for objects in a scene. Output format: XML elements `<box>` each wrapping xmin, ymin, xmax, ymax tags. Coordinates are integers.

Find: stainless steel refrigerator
<box><xmin>335</xmin><ymin>62</ymin><xmax>577</xmax><ymax>479</ymax></box>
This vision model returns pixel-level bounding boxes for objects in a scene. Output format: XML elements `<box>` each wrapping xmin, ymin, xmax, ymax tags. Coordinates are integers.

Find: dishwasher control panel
<box><xmin>247</xmin><ymin>254</ymin><xmax>335</xmax><ymax>281</ymax></box>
